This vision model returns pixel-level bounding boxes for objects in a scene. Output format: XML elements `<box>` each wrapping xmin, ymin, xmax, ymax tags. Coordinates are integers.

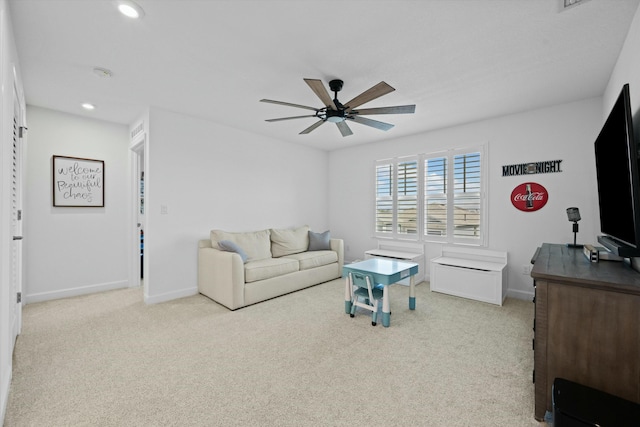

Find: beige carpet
<box><xmin>5</xmin><ymin>280</ymin><xmax>544</xmax><ymax>426</ymax></box>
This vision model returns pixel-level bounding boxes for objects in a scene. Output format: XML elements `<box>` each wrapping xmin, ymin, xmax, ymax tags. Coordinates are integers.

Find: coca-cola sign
<box><xmin>511</xmin><ymin>182</ymin><xmax>548</xmax><ymax>212</ymax></box>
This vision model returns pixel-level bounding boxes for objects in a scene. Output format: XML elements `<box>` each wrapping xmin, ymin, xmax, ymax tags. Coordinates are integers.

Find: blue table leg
<box><xmin>382</xmin><ymin>311</ymin><xmax>391</xmax><ymax>327</ymax></box>
<box><xmin>409</xmin><ymin>297</ymin><xmax>416</xmax><ymax>310</ymax></box>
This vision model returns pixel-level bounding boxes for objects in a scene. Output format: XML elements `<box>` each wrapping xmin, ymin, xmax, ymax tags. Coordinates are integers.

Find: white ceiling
<box><xmin>8</xmin><ymin>0</ymin><xmax>640</xmax><ymax>151</ymax></box>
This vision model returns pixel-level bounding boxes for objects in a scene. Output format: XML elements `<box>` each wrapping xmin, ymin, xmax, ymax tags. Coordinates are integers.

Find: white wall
<box><xmin>605</xmin><ymin>0</ymin><xmax>640</xmax><ymax>132</ymax></box>
<box><xmin>24</xmin><ymin>106</ymin><xmax>130</xmax><ymax>302</ymax></box>
<box><xmin>143</xmin><ymin>107</ymin><xmax>330</xmax><ymax>303</ymax></box>
<box><xmin>329</xmin><ymin>96</ymin><xmax>603</xmax><ymax>300</ymax></box>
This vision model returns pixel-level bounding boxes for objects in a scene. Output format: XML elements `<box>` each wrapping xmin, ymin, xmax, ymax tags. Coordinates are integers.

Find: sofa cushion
<box><xmin>218</xmin><ymin>239</ymin><xmax>248</xmax><ymax>263</ymax></box>
<box><xmin>244</xmin><ymin>257</ymin><xmax>299</xmax><ymax>283</ymax></box>
<box><xmin>282</xmin><ymin>250</ymin><xmax>338</xmax><ymax>271</ymax></box>
<box><xmin>210</xmin><ymin>229</ymin><xmax>272</xmax><ymax>262</ymax></box>
<box><xmin>308</xmin><ymin>230</ymin><xmax>331</xmax><ymax>251</ymax></box>
<box><xmin>270</xmin><ymin>225</ymin><xmax>309</xmax><ymax>257</ymax></box>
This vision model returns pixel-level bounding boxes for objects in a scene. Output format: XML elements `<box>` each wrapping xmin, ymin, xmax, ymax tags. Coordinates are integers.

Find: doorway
<box><xmin>130</xmin><ymin>133</ymin><xmax>145</xmax><ymax>293</ymax></box>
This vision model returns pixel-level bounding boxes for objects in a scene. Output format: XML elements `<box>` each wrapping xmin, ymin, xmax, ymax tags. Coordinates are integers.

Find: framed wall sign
<box><xmin>52</xmin><ymin>155</ymin><xmax>104</xmax><ymax>207</ymax></box>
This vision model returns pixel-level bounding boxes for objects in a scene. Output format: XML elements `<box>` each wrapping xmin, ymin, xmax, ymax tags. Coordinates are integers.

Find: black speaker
<box><xmin>553</xmin><ymin>378</ymin><xmax>640</xmax><ymax>427</ymax></box>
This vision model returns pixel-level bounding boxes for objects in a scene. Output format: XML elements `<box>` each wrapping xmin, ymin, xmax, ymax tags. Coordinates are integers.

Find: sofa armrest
<box><xmin>198</xmin><ymin>239</ymin><xmax>245</xmax><ymax>310</ymax></box>
<box><xmin>330</xmin><ymin>238</ymin><xmax>344</xmax><ymax>272</ymax></box>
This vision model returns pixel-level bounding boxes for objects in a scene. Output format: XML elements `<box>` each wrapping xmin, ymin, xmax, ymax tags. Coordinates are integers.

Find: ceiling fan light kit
<box><xmin>260</xmin><ymin>78</ymin><xmax>416</xmax><ymax>137</ymax></box>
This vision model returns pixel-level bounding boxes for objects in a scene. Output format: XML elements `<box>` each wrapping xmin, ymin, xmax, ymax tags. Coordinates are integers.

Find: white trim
<box><xmin>507</xmin><ymin>288</ymin><xmax>534</xmax><ymax>301</ymax></box>
<box><xmin>24</xmin><ymin>280</ymin><xmax>129</xmax><ymax>304</ymax></box>
<box><xmin>0</xmin><ymin>367</ymin><xmax>10</xmax><ymax>427</ymax></box>
<box><xmin>144</xmin><ymin>286</ymin><xmax>197</xmax><ymax>305</ymax></box>
<box><xmin>129</xmin><ymin>131</ymin><xmax>145</xmax><ymax>297</ymax></box>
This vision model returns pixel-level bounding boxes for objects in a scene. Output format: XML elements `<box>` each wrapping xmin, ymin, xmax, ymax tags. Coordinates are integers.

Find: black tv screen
<box><xmin>595</xmin><ymin>83</ymin><xmax>640</xmax><ymax>256</ymax></box>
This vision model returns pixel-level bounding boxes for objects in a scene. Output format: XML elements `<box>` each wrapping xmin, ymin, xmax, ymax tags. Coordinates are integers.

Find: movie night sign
<box><xmin>502</xmin><ymin>159</ymin><xmax>562</xmax><ymax>177</ymax></box>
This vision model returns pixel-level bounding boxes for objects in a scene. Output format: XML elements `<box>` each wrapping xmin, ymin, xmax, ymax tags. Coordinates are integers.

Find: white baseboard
<box><xmin>1</xmin><ymin>365</ymin><xmax>11</xmax><ymax>427</ymax></box>
<box><xmin>144</xmin><ymin>286</ymin><xmax>197</xmax><ymax>305</ymax></box>
<box><xmin>24</xmin><ymin>280</ymin><xmax>129</xmax><ymax>304</ymax></box>
<box><xmin>507</xmin><ymin>288</ymin><xmax>534</xmax><ymax>301</ymax></box>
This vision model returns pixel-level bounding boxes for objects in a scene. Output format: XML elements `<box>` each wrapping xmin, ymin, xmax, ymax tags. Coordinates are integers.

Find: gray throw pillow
<box><xmin>308</xmin><ymin>230</ymin><xmax>331</xmax><ymax>251</ymax></box>
<box><xmin>218</xmin><ymin>239</ymin><xmax>248</xmax><ymax>263</ymax></box>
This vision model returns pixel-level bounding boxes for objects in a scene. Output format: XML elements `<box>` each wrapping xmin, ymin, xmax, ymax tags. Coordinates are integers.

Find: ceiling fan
<box><xmin>260</xmin><ymin>78</ymin><xmax>416</xmax><ymax>137</ymax></box>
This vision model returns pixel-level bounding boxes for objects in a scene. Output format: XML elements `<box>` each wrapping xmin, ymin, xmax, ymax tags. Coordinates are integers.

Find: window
<box><xmin>375</xmin><ymin>163</ymin><xmax>393</xmax><ymax>233</ymax></box>
<box><xmin>375</xmin><ymin>157</ymin><xmax>418</xmax><ymax>237</ymax></box>
<box><xmin>452</xmin><ymin>151</ymin><xmax>481</xmax><ymax>239</ymax></box>
<box><xmin>375</xmin><ymin>145</ymin><xmax>485</xmax><ymax>245</ymax></box>
<box><xmin>425</xmin><ymin>156</ymin><xmax>447</xmax><ymax>236</ymax></box>
<box><xmin>425</xmin><ymin>148</ymin><xmax>483</xmax><ymax>243</ymax></box>
<box><xmin>397</xmin><ymin>160</ymin><xmax>418</xmax><ymax>236</ymax></box>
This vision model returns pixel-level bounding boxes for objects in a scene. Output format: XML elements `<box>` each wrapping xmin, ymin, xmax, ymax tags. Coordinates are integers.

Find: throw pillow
<box><xmin>270</xmin><ymin>225</ymin><xmax>310</xmax><ymax>257</ymax></box>
<box><xmin>308</xmin><ymin>230</ymin><xmax>331</xmax><ymax>251</ymax></box>
<box><xmin>211</xmin><ymin>229</ymin><xmax>272</xmax><ymax>261</ymax></box>
<box><xmin>218</xmin><ymin>240</ymin><xmax>248</xmax><ymax>263</ymax></box>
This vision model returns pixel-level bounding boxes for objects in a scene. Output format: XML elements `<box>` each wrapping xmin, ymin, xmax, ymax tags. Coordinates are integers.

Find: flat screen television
<box><xmin>595</xmin><ymin>83</ymin><xmax>640</xmax><ymax>257</ymax></box>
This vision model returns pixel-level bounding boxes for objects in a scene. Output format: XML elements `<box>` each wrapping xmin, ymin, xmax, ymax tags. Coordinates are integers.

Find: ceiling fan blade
<box><xmin>299</xmin><ymin>119</ymin><xmax>325</xmax><ymax>134</ymax></box>
<box><xmin>303</xmin><ymin>79</ymin><xmax>337</xmax><ymax>110</ymax></box>
<box><xmin>260</xmin><ymin>99</ymin><xmax>318</xmax><ymax>112</ymax></box>
<box><xmin>266</xmin><ymin>115</ymin><xmax>317</xmax><ymax>122</ymax></box>
<box><xmin>347</xmin><ymin>115</ymin><xmax>395</xmax><ymax>131</ymax></box>
<box><xmin>353</xmin><ymin>105</ymin><xmax>416</xmax><ymax>115</ymax></box>
<box><xmin>336</xmin><ymin>121</ymin><xmax>353</xmax><ymax>137</ymax></box>
<box><xmin>344</xmin><ymin>81</ymin><xmax>395</xmax><ymax>111</ymax></box>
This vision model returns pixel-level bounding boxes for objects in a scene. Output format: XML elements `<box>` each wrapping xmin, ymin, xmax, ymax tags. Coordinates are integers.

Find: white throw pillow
<box><xmin>210</xmin><ymin>229</ymin><xmax>272</xmax><ymax>262</ymax></box>
<box><xmin>270</xmin><ymin>225</ymin><xmax>310</xmax><ymax>257</ymax></box>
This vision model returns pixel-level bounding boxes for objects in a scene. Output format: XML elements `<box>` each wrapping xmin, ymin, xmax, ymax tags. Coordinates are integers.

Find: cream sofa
<box><xmin>198</xmin><ymin>226</ymin><xmax>344</xmax><ymax>310</ymax></box>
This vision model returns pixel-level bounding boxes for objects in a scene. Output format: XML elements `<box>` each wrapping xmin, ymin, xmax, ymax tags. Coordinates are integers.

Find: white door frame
<box><xmin>10</xmin><ymin>81</ymin><xmax>25</xmax><ymax>347</ymax></box>
<box><xmin>129</xmin><ymin>134</ymin><xmax>146</xmax><ymax>296</ymax></box>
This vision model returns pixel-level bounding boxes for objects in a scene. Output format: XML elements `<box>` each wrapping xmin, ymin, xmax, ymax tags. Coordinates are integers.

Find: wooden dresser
<box><xmin>531</xmin><ymin>243</ymin><xmax>640</xmax><ymax>421</ymax></box>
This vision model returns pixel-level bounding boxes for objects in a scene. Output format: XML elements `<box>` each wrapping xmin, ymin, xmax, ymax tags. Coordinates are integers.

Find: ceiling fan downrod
<box><xmin>326</xmin><ymin>79</ymin><xmax>346</xmax><ymax>122</ymax></box>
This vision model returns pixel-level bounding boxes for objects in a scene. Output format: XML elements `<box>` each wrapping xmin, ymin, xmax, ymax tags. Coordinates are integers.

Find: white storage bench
<box><xmin>430</xmin><ymin>246</ymin><xmax>508</xmax><ymax>305</ymax></box>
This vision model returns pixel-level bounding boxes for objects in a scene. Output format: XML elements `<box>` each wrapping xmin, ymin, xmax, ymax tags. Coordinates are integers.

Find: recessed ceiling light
<box><xmin>116</xmin><ymin>1</ymin><xmax>145</xmax><ymax>19</ymax></box>
<box><xmin>82</xmin><ymin>103</ymin><xmax>96</xmax><ymax>110</ymax></box>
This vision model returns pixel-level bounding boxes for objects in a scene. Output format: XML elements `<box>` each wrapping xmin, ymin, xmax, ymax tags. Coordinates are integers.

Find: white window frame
<box><xmin>374</xmin><ymin>144</ymin><xmax>487</xmax><ymax>247</ymax></box>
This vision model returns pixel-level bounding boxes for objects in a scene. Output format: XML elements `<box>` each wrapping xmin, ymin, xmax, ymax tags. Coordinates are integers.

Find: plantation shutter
<box><xmin>397</xmin><ymin>159</ymin><xmax>418</xmax><ymax>236</ymax></box>
<box><xmin>453</xmin><ymin>152</ymin><xmax>481</xmax><ymax>238</ymax></box>
<box><xmin>375</xmin><ymin>145</ymin><xmax>485</xmax><ymax>245</ymax></box>
<box><xmin>375</xmin><ymin>162</ymin><xmax>393</xmax><ymax>234</ymax></box>
<box><xmin>425</xmin><ymin>156</ymin><xmax>447</xmax><ymax>237</ymax></box>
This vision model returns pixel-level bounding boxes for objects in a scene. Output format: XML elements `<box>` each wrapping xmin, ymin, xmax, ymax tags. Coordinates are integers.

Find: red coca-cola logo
<box><xmin>511</xmin><ymin>182</ymin><xmax>548</xmax><ymax>212</ymax></box>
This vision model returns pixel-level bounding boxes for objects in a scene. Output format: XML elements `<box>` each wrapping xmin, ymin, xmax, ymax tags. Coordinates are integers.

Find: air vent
<box><xmin>131</xmin><ymin>122</ymin><xmax>144</xmax><ymax>139</ymax></box>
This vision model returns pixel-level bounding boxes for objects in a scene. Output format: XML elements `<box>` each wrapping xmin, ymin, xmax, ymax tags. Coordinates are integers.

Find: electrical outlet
<box><xmin>522</xmin><ymin>265</ymin><xmax>532</xmax><ymax>275</ymax></box>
